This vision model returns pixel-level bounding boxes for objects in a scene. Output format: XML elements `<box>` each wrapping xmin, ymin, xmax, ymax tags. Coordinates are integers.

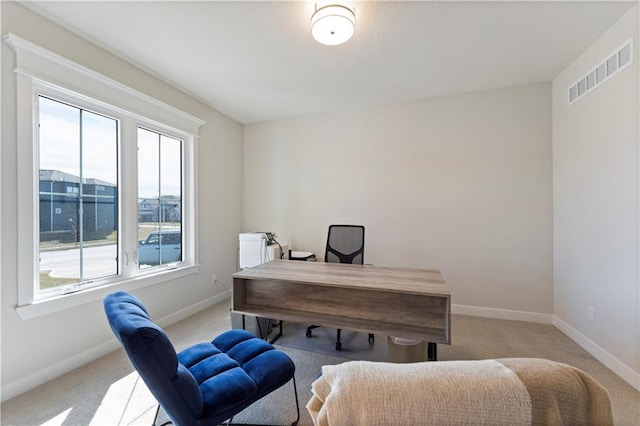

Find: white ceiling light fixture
<box><xmin>311</xmin><ymin>2</ymin><xmax>356</xmax><ymax>46</ymax></box>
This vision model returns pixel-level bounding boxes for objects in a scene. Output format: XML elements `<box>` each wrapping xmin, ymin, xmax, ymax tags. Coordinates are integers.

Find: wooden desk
<box><xmin>232</xmin><ymin>260</ymin><xmax>451</xmax><ymax>355</ymax></box>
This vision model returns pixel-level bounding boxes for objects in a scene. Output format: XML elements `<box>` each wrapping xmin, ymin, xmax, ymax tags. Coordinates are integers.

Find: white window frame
<box><xmin>5</xmin><ymin>33</ymin><xmax>204</xmax><ymax>319</ymax></box>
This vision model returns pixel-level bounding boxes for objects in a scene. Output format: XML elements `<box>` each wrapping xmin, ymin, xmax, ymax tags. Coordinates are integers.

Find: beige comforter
<box><xmin>306</xmin><ymin>358</ymin><xmax>612</xmax><ymax>425</ymax></box>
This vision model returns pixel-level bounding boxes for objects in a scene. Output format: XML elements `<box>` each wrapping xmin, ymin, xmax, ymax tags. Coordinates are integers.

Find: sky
<box><xmin>39</xmin><ymin>96</ymin><xmax>182</xmax><ymax>199</ymax></box>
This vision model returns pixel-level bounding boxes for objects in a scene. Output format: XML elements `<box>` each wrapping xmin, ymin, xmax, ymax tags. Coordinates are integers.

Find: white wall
<box><xmin>1</xmin><ymin>2</ymin><xmax>242</xmax><ymax>400</ymax></box>
<box><xmin>0</xmin><ymin>2</ymin><xmax>3</xmax><ymax>402</ymax></box>
<box><xmin>552</xmin><ymin>5</ymin><xmax>639</xmax><ymax>388</ymax></box>
<box><xmin>244</xmin><ymin>83</ymin><xmax>553</xmax><ymax>317</ymax></box>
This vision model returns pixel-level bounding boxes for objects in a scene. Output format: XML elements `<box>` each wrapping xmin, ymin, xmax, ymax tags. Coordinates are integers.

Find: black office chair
<box><xmin>305</xmin><ymin>224</ymin><xmax>374</xmax><ymax>351</ymax></box>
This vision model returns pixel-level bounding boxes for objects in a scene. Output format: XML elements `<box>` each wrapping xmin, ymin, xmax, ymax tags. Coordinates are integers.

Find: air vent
<box><xmin>569</xmin><ymin>39</ymin><xmax>633</xmax><ymax>105</ymax></box>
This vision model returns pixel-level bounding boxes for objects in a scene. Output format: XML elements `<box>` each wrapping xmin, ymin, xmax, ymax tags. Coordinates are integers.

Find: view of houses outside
<box><xmin>39</xmin><ymin>170</ymin><xmax>182</xmax><ymax>245</ymax></box>
<box><xmin>37</xmin><ymin>95</ymin><xmax>183</xmax><ymax>290</ymax></box>
<box><xmin>137</xmin><ymin>127</ymin><xmax>183</xmax><ymax>270</ymax></box>
<box><xmin>39</xmin><ymin>168</ymin><xmax>182</xmax><ymax>288</ymax></box>
<box><xmin>39</xmin><ymin>170</ymin><xmax>118</xmax><ymax>244</ymax></box>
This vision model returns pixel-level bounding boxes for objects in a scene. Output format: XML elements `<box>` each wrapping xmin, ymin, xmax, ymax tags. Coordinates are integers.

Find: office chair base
<box><xmin>305</xmin><ymin>324</ymin><xmax>319</xmax><ymax>338</ymax></box>
<box><xmin>334</xmin><ymin>332</ymin><xmax>375</xmax><ymax>351</ymax></box>
<box><xmin>308</xmin><ymin>326</ymin><xmax>375</xmax><ymax>351</ymax></box>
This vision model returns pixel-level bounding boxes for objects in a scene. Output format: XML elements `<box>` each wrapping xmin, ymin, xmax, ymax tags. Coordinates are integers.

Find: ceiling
<box><xmin>24</xmin><ymin>1</ymin><xmax>636</xmax><ymax>124</ymax></box>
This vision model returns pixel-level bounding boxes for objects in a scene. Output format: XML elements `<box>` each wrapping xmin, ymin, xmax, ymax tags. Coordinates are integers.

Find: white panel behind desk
<box><xmin>239</xmin><ymin>232</ymin><xmax>289</xmax><ymax>269</ymax></box>
<box><xmin>236</xmin><ymin>233</ymin><xmax>287</xmax><ymax>340</ymax></box>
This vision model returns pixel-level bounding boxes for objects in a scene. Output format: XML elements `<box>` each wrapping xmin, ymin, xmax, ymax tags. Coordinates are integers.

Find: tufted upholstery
<box><xmin>104</xmin><ymin>291</ymin><xmax>297</xmax><ymax>426</ymax></box>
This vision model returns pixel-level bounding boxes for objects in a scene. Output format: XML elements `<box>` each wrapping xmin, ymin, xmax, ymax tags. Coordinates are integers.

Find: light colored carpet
<box><xmin>2</xmin><ymin>299</ymin><xmax>639</xmax><ymax>425</ymax></box>
<box><xmin>155</xmin><ymin>344</ymin><xmax>345</xmax><ymax>426</ymax></box>
<box><xmin>276</xmin><ymin>319</ymin><xmax>640</xmax><ymax>425</ymax></box>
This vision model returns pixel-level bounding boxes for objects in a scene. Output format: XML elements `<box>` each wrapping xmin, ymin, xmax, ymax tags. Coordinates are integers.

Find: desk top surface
<box><xmin>233</xmin><ymin>260</ymin><xmax>449</xmax><ymax>297</ymax></box>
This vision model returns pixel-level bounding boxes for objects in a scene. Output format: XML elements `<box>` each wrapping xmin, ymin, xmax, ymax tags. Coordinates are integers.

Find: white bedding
<box><xmin>306</xmin><ymin>358</ymin><xmax>613</xmax><ymax>426</ymax></box>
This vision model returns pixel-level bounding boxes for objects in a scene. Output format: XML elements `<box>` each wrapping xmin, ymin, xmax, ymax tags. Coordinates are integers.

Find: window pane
<box><xmin>38</xmin><ymin>96</ymin><xmax>118</xmax><ymax>291</ymax></box>
<box><xmin>81</xmin><ymin>110</ymin><xmax>119</xmax><ymax>280</ymax></box>
<box><xmin>138</xmin><ymin>128</ymin><xmax>182</xmax><ymax>268</ymax></box>
<box><xmin>138</xmin><ymin>128</ymin><xmax>160</xmax><ymax>200</ymax></box>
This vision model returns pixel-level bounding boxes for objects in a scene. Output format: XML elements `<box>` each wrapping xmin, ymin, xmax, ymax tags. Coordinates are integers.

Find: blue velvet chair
<box><xmin>104</xmin><ymin>291</ymin><xmax>299</xmax><ymax>426</ymax></box>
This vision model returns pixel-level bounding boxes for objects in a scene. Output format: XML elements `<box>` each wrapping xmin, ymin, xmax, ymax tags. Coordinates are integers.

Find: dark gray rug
<box><xmin>275</xmin><ymin>321</ymin><xmax>389</xmax><ymax>362</ymax></box>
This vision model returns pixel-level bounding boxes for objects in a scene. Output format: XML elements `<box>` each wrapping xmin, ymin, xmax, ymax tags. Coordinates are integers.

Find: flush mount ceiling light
<box><xmin>311</xmin><ymin>2</ymin><xmax>355</xmax><ymax>46</ymax></box>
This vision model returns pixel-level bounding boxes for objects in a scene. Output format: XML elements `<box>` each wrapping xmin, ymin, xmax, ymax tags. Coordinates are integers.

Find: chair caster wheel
<box><xmin>305</xmin><ymin>329</ymin><xmax>312</xmax><ymax>338</ymax></box>
<box><xmin>335</xmin><ymin>342</ymin><xmax>342</xmax><ymax>351</ymax></box>
<box><xmin>369</xmin><ymin>334</ymin><xmax>374</xmax><ymax>343</ymax></box>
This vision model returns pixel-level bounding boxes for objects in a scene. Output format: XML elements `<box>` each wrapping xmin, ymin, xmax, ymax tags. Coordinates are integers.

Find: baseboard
<box><xmin>155</xmin><ymin>290</ymin><xmax>231</xmax><ymax>328</ymax></box>
<box><xmin>5</xmin><ymin>296</ymin><xmax>636</xmax><ymax>401</ymax></box>
<box><xmin>452</xmin><ymin>304</ymin><xmax>554</xmax><ymax>324</ymax></box>
<box><xmin>553</xmin><ymin>316</ymin><xmax>640</xmax><ymax>391</ymax></box>
<box><xmin>0</xmin><ymin>291</ymin><xmax>232</xmax><ymax>403</ymax></box>
<box><xmin>451</xmin><ymin>305</ymin><xmax>639</xmax><ymax>390</ymax></box>
<box><xmin>1</xmin><ymin>338</ymin><xmax>120</xmax><ymax>403</ymax></box>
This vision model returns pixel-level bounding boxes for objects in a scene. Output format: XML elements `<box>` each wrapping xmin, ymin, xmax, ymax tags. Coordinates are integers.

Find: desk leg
<box><xmin>267</xmin><ymin>320</ymin><xmax>283</xmax><ymax>345</ymax></box>
<box><xmin>257</xmin><ymin>318</ymin><xmax>283</xmax><ymax>344</ymax></box>
<box><xmin>427</xmin><ymin>342</ymin><xmax>437</xmax><ymax>361</ymax></box>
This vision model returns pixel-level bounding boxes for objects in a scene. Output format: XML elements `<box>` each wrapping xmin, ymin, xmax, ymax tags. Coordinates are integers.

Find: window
<box><xmin>38</xmin><ymin>96</ymin><xmax>119</xmax><ymax>293</ymax></box>
<box><xmin>33</xmin><ymin>89</ymin><xmax>195</xmax><ymax>301</ymax></box>
<box><xmin>137</xmin><ymin>128</ymin><xmax>183</xmax><ymax>269</ymax></box>
<box><xmin>7</xmin><ymin>34</ymin><xmax>204</xmax><ymax>318</ymax></box>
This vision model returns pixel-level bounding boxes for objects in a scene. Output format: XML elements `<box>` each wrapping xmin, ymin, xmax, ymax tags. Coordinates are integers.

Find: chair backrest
<box><xmin>324</xmin><ymin>224</ymin><xmax>365</xmax><ymax>265</ymax></box>
<box><xmin>104</xmin><ymin>291</ymin><xmax>203</xmax><ymax>425</ymax></box>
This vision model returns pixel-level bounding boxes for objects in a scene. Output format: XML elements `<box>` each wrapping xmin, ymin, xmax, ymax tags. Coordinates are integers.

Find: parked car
<box><xmin>138</xmin><ymin>229</ymin><xmax>182</xmax><ymax>266</ymax></box>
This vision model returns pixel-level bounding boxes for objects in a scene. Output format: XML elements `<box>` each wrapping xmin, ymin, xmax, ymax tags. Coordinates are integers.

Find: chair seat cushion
<box><xmin>178</xmin><ymin>329</ymin><xmax>295</xmax><ymax>420</ymax></box>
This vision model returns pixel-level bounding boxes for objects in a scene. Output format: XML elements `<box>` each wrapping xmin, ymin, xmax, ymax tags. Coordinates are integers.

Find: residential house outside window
<box><xmin>7</xmin><ymin>34</ymin><xmax>204</xmax><ymax>318</ymax></box>
<box><xmin>38</xmin><ymin>96</ymin><xmax>119</xmax><ymax>293</ymax></box>
<box><xmin>137</xmin><ymin>128</ymin><xmax>183</xmax><ymax>269</ymax></box>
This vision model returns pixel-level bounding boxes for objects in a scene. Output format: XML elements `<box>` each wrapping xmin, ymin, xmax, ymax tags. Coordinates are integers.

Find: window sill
<box><xmin>16</xmin><ymin>264</ymin><xmax>199</xmax><ymax>320</ymax></box>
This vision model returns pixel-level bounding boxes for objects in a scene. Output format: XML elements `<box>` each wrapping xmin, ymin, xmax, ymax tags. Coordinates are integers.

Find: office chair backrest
<box><xmin>325</xmin><ymin>224</ymin><xmax>364</xmax><ymax>265</ymax></box>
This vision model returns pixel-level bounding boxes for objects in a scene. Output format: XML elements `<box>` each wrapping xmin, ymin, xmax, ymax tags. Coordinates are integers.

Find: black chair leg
<box><xmin>335</xmin><ymin>329</ymin><xmax>342</xmax><ymax>351</ymax></box>
<box><xmin>223</xmin><ymin>376</ymin><xmax>300</xmax><ymax>426</ymax></box>
<box><xmin>290</xmin><ymin>375</ymin><xmax>300</xmax><ymax>426</ymax></box>
<box><xmin>368</xmin><ymin>333</ymin><xmax>374</xmax><ymax>343</ymax></box>
<box><xmin>153</xmin><ymin>404</ymin><xmax>172</xmax><ymax>426</ymax></box>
